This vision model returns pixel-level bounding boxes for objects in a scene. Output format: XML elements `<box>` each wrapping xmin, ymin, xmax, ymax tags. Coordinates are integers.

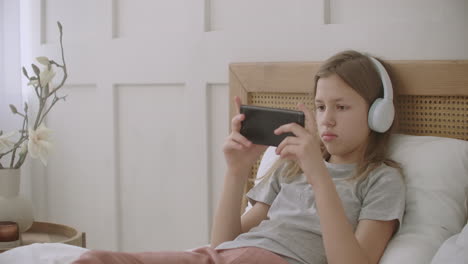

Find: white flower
<box><xmin>0</xmin><ymin>131</ymin><xmax>16</xmax><ymax>152</ymax></box>
<box><xmin>36</xmin><ymin>56</ymin><xmax>50</xmax><ymax>66</ymax></box>
<box><xmin>28</xmin><ymin>79</ymin><xmax>39</xmax><ymax>86</ymax></box>
<box><xmin>39</xmin><ymin>68</ymin><xmax>56</xmax><ymax>88</ymax></box>
<box><xmin>28</xmin><ymin>124</ymin><xmax>53</xmax><ymax>166</ymax></box>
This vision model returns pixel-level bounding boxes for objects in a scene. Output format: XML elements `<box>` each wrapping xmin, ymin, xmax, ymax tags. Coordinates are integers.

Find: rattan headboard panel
<box><xmin>397</xmin><ymin>95</ymin><xmax>468</xmax><ymax>140</ymax></box>
<box><xmin>247</xmin><ymin>93</ymin><xmax>468</xmax><ymax>141</ymax></box>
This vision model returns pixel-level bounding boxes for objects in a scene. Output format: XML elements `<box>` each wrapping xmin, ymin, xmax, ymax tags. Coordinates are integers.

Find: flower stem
<box><xmin>38</xmin><ymin>95</ymin><xmax>66</xmax><ymax>125</ymax></box>
<box><xmin>33</xmin><ymin>100</ymin><xmax>45</xmax><ymax>130</ymax></box>
<box><xmin>14</xmin><ymin>149</ymin><xmax>28</xmax><ymax>169</ymax></box>
<box><xmin>34</xmin><ymin>22</ymin><xmax>66</xmax><ymax>129</ymax></box>
<box><xmin>10</xmin><ymin>147</ymin><xmax>17</xmax><ymax>167</ymax></box>
<box><xmin>10</xmin><ymin>112</ymin><xmax>28</xmax><ymax>167</ymax></box>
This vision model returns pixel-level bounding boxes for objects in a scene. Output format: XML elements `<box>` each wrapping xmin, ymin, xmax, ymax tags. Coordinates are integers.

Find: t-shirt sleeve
<box><xmin>358</xmin><ymin>166</ymin><xmax>406</xmax><ymax>231</ymax></box>
<box><xmin>246</xmin><ymin>168</ymin><xmax>282</xmax><ymax>206</ymax></box>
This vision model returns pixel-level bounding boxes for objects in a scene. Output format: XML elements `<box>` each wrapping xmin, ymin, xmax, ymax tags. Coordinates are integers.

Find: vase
<box><xmin>0</xmin><ymin>169</ymin><xmax>34</xmax><ymax>232</ymax></box>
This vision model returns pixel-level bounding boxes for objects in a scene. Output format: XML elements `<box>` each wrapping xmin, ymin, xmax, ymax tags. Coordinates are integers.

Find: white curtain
<box><xmin>0</xmin><ymin>0</ymin><xmax>21</xmax><ymax>132</ymax></box>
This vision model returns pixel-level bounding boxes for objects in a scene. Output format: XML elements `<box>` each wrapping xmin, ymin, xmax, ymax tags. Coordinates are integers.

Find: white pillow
<box><xmin>380</xmin><ymin>134</ymin><xmax>468</xmax><ymax>264</ymax></box>
<box><xmin>255</xmin><ymin>146</ymin><xmax>280</xmax><ymax>184</ymax></box>
<box><xmin>244</xmin><ymin>146</ymin><xmax>279</xmax><ymax>212</ymax></box>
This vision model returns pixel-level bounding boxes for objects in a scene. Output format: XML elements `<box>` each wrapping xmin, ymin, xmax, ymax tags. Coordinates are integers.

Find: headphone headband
<box><xmin>366</xmin><ymin>55</ymin><xmax>395</xmax><ymax>133</ymax></box>
<box><xmin>367</xmin><ymin>56</ymin><xmax>393</xmax><ymax>100</ymax></box>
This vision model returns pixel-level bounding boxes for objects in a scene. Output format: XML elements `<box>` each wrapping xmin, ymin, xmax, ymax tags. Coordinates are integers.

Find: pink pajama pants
<box><xmin>72</xmin><ymin>246</ymin><xmax>290</xmax><ymax>264</ymax></box>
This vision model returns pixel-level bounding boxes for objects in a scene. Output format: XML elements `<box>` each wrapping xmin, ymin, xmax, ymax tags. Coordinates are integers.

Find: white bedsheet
<box><xmin>431</xmin><ymin>223</ymin><xmax>468</xmax><ymax>264</ymax></box>
<box><xmin>0</xmin><ymin>243</ymin><xmax>88</xmax><ymax>264</ymax></box>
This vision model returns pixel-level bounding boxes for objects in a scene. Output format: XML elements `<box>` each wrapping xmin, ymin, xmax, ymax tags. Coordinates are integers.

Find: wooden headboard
<box><xmin>228</xmin><ymin>60</ymin><xmax>468</xmax><ymax>213</ymax></box>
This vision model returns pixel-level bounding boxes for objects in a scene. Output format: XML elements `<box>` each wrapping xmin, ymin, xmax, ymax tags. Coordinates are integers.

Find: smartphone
<box><xmin>240</xmin><ymin>105</ymin><xmax>305</xmax><ymax>146</ymax></box>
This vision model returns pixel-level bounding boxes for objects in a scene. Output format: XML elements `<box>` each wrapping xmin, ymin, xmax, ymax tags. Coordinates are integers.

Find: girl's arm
<box><xmin>210</xmin><ymin>168</ymin><xmax>248</xmax><ymax>247</ymax></box>
<box><xmin>210</xmin><ymin>168</ymin><xmax>270</xmax><ymax>247</ymax></box>
<box><xmin>355</xmin><ymin>218</ymin><xmax>398</xmax><ymax>263</ymax></box>
<box><xmin>211</xmin><ymin>96</ymin><xmax>268</xmax><ymax>248</ymax></box>
<box><xmin>312</xmin><ymin>169</ymin><xmax>397</xmax><ymax>264</ymax></box>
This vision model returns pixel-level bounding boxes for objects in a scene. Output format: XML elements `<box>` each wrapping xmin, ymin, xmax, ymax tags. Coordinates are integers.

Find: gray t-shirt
<box><xmin>216</xmin><ymin>161</ymin><xmax>406</xmax><ymax>264</ymax></box>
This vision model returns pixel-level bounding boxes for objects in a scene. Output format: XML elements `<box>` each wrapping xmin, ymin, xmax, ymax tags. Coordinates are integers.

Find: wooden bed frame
<box><xmin>228</xmin><ymin>60</ymin><xmax>468</xmax><ymax>213</ymax></box>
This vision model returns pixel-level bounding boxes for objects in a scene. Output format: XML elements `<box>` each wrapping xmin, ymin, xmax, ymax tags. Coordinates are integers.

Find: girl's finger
<box><xmin>231</xmin><ymin>114</ymin><xmax>245</xmax><ymax>132</ymax></box>
<box><xmin>225</xmin><ymin>141</ymin><xmax>244</xmax><ymax>151</ymax></box>
<box><xmin>276</xmin><ymin>136</ymin><xmax>300</xmax><ymax>155</ymax></box>
<box><xmin>298</xmin><ymin>103</ymin><xmax>317</xmax><ymax>133</ymax></box>
<box><xmin>234</xmin><ymin>96</ymin><xmax>242</xmax><ymax>115</ymax></box>
<box><xmin>277</xmin><ymin>145</ymin><xmax>298</xmax><ymax>161</ymax></box>
<box><xmin>274</xmin><ymin>122</ymin><xmax>308</xmax><ymax>138</ymax></box>
<box><xmin>230</xmin><ymin>131</ymin><xmax>252</xmax><ymax>148</ymax></box>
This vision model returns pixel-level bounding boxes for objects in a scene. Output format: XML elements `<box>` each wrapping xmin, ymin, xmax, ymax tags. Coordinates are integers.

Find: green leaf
<box><xmin>22</xmin><ymin>67</ymin><xmax>29</xmax><ymax>78</ymax></box>
<box><xmin>9</xmin><ymin>104</ymin><xmax>18</xmax><ymax>114</ymax></box>
<box><xmin>24</xmin><ymin>102</ymin><xmax>28</xmax><ymax>113</ymax></box>
<box><xmin>32</xmin><ymin>64</ymin><xmax>40</xmax><ymax>76</ymax></box>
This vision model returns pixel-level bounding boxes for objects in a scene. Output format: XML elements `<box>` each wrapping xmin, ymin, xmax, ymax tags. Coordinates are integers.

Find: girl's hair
<box><xmin>259</xmin><ymin>50</ymin><xmax>400</xmax><ymax>183</ymax></box>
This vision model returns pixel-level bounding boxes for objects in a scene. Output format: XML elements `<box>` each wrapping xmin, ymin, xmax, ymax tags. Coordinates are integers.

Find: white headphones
<box><xmin>367</xmin><ymin>56</ymin><xmax>395</xmax><ymax>133</ymax></box>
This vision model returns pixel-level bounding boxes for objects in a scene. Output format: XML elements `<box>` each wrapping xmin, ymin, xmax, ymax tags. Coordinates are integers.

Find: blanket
<box><xmin>0</xmin><ymin>243</ymin><xmax>88</xmax><ymax>264</ymax></box>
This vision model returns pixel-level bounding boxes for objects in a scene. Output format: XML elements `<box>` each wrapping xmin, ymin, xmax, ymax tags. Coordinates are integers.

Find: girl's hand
<box><xmin>274</xmin><ymin>103</ymin><xmax>325</xmax><ymax>183</ymax></box>
<box><xmin>223</xmin><ymin>96</ymin><xmax>267</xmax><ymax>176</ymax></box>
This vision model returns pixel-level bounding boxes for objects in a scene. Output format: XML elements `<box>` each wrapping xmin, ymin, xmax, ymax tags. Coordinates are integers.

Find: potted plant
<box><xmin>0</xmin><ymin>22</ymin><xmax>68</xmax><ymax>233</ymax></box>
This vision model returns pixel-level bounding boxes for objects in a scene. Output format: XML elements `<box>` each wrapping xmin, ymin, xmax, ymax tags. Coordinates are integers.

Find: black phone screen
<box><xmin>240</xmin><ymin>105</ymin><xmax>305</xmax><ymax>146</ymax></box>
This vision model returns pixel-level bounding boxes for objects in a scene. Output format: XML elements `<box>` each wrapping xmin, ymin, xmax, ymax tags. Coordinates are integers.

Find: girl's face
<box><xmin>315</xmin><ymin>74</ymin><xmax>371</xmax><ymax>164</ymax></box>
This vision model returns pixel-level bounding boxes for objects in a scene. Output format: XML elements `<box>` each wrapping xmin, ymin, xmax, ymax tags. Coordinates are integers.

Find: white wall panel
<box><xmin>330</xmin><ymin>0</ymin><xmax>468</xmax><ymax>24</ymax></box>
<box><xmin>42</xmin><ymin>0</ymin><xmax>107</xmax><ymax>44</ymax></box>
<box><xmin>206</xmin><ymin>83</ymin><xmax>228</xmax><ymax>236</ymax></box>
<box><xmin>209</xmin><ymin>0</ymin><xmax>324</xmax><ymax>31</ymax></box>
<box><xmin>116</xmin><ymin>84</ymin><xmax>205</xmax><ymax>251</ymax></box>
<box><xmin>46</xmin><ymin>85</ymin><xmax>116</xmax><ymax>250</ymax></box>
<box><xmin>115</xmin><ymin>0</ymin><xmax>190</xmax><ymax>38</ymax></box>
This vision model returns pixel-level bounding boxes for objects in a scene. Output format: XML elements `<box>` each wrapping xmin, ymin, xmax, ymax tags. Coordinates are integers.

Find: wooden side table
<box><xmin>0</xmin><ymin>221</ymin><xmax>86</xmax><ymax>253</ymax></box>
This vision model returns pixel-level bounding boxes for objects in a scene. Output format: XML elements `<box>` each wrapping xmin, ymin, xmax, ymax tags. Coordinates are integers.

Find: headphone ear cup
<box><xmin>368</xmin><ymin>98</ymin><xmax>395</xmax><ymax>133</ymax></box>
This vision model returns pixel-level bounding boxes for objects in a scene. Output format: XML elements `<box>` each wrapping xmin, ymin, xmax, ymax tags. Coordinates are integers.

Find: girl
<box><xmin>73</xmin><ymin>50</ymin><xmax>405</xmax><ymax>264</ymax></box>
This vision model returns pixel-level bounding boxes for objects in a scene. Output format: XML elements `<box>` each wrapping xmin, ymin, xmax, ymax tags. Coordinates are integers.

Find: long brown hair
<box><xmin>260</xmin><ymin>50</ymin><xmax>400</xmax><ymax>183</ymax></box>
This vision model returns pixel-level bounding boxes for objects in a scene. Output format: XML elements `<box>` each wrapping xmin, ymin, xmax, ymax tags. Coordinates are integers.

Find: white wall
<box><xmin>17</xmin><ymin>0</ymin><xmax>468</xmax><ymax>252</ymax></box>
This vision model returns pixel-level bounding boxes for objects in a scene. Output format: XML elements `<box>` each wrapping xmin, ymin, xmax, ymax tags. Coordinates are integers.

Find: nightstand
<box><xmin>0</xmin><ymin>221</ymin><xmax>86</xmax><ymax>253</ymax></box>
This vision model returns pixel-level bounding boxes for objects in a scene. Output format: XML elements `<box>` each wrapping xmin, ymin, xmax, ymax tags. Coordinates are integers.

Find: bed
<box><xmin>0</xmin><ymin>59</ymin><xmax>467</xmax><ymax>264</ymax></box>
<box><xmin>230</xmin><ymin>59</ymin><xmax>468</xmax><ymax>264</ymax></box>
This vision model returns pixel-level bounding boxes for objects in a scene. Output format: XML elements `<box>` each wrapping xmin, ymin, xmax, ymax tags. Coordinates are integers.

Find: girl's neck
<box><xmin>328</xmin><ymin>156</ymin><xmax>360</xmax><ymax>165</ymax></box>
<box><xmin>328</xmin><ymin>149</ymin><xmax>365</xmax><ymax>164</ymax></box>
<box><xmin>327</xmin><ymin>139</ymin><xmax>368</xmax><ymax>164</ymax></box>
